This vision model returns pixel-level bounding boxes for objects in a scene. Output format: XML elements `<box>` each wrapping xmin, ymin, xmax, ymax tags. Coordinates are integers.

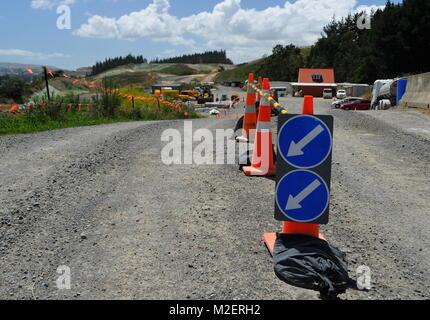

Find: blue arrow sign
<box><xmin>278</xmin><ymin>115</ymin><xmax>332</xmax><ymax>169</ymax></box>
<box><xmin>276</xmin><ymin>170</ymin><xmax>329</xmax><ymax>223</ymax></box>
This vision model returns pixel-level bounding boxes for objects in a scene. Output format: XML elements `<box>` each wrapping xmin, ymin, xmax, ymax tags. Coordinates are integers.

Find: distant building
<box><xmin>292</xmin><ymin>68</ymin><xmax>337</xmax><ymax>97</ymax></box>
<box><xmin>337</xmin><ymin>83</ymin><xmax>371</xmax><ymax>97</ymax></box>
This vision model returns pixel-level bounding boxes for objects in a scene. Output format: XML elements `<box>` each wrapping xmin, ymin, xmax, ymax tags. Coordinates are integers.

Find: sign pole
<box><xmin>43</xmin><ymin>66</ymin><xmax>51</xmax><ymax>102</ymax></box>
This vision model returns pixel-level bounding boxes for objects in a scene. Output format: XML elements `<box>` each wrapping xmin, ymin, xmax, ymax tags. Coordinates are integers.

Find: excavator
<box><xmin>195</xmin><ymin>86</ymin><xmax>214</xmax><ymax>105</ymax></box>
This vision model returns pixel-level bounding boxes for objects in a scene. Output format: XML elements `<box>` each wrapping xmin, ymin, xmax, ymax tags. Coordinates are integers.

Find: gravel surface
<box><xmin>0</xmin><ymin>89</ymin><xmax>429</xmax><ymax>300</ymax></box>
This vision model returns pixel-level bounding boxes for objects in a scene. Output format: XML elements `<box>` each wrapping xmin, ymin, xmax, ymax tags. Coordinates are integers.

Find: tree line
<box><xmin>151</xmin><ymin>50</ymin><xmax>233</xmax><ymax>64</ymax></box>
<box><xmin>91</xmin><ymin>54</ymin><xmax>148</xmax><ymax>76</ymax></box>
<box><xmin>256</xmin><ymin>0</ymin><xmax>430</xmax><ymax>84</ymax></box>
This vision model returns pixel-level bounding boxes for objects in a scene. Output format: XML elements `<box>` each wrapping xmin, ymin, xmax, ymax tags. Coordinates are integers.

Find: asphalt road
<box><xmin>0</xmin><ymin>89</ymin><xmax>429</xmax><ymax>300</ymax></box>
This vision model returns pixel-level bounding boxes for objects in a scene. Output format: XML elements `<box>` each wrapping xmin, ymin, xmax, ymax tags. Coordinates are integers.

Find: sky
<box><xmin>0</xmin><ymin>0</ymin><xmax>401</xmax><ymax>70</ymax></box>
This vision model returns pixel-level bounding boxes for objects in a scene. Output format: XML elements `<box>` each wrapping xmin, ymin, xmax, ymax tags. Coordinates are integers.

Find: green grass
<box><xmin>214</xmin><ymin>59</ymin><xmax>265</xmax><ymax>82</ymax></box>
<box><xmin>0</xmin><ymin>112</ymin><xmax>137</xmax><ymax>136</ymax></box>
<box><xmin>0</xmin><ymin>96</ymin><xmax>199</xmax><ymax>136</ymax></box>
<box><xmin>158</xmin><ymin>64</ymin><xmax>198</xmax><ymax>76</ymax></box>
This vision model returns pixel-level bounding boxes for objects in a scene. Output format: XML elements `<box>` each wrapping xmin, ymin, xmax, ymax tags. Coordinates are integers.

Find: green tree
<box><xmin>257</xmin><ymin>44</ymin><xmax>303</xmax><ymax>81</ymax></box>
<box><xmin>0</xmin><ymin>76</ymin><xmax>30</xmax><ymax>103</ymax></box>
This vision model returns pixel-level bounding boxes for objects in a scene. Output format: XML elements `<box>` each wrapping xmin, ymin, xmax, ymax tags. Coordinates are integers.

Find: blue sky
<box><xmin>0</xmin><ymin>0</ymin><xmax>401</xmax><ymax>70</ymax></box>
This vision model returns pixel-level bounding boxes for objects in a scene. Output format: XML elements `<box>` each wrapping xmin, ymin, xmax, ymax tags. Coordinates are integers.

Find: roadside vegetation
<box><xmin>0</xmin><ymin>82</ymin><xmax>198</xmax><ymax>136</ymax></box>
<box><xmin>0</xmin><ymin>75</ymin><xmax>33</xmax><ymax>104</ymax></box>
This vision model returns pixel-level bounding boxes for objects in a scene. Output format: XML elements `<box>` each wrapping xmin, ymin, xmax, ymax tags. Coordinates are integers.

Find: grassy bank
<box><xmin>0</xmin><ymin>112</ymin><xmax>138</xmax><ymax>136</ymax></box>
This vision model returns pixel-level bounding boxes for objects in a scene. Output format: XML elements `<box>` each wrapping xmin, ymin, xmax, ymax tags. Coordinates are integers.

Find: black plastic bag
<box><xmin>273</xmin><ymin>233</ymin><xmax>356</xmax><ymax>297</ymax></box>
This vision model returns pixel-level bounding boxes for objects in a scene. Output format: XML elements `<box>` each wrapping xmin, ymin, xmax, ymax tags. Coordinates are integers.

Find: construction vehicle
<box><xmin>196</xmin><ymin>86</ymin><xmax>214</xmax><ymax>105</ymax></box>
<box><xmin>231</xmin><ymin>94</ymin><xmax>240</xmax><ymax>101</ymax></box>
<box><xmin>178</xmin><ymin>90</ymin><xmax>199</xmax><ymax>101</ymax></box>
<box><xmin>163</xmin><ymin>90</ymin><xmax>180</xmax><ymax>99</ymax></box>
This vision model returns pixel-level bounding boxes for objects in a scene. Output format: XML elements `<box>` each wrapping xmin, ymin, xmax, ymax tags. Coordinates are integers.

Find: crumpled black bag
<box><xmin>273</xmin><ymin>233</ymin><xmax>356</xmax><ymax>296</ymax></box>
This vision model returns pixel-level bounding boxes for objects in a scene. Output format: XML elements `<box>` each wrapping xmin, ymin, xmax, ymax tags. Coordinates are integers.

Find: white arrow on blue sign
<box><xmin>278</xmin><ymin>115</ymin><xmax>332</xmax><ymax>169</ymax></box>
<box><xmin>275</xmin><ymin>170</ymin><xmax>329</xmax><ymax>223</ymax></box>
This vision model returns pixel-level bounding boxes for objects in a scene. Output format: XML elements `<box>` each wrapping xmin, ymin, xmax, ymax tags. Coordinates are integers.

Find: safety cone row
<box><xmin>236</xmin><ymin>73</ymin><xmax>257</xmax><ymax>143</ymax></box>
<box><xmin>243</xmin><ymin>78</ymin><xmax>276</xmax><ymax>176</ymax></box>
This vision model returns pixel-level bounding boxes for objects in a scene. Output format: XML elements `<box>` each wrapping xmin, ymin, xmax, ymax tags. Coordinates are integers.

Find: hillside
<box><xmin>214</xmin><ymin>59</ymin><xmax>264</xmax><ymax>82</ymax></box>
<box><xmin>0</xmin><ymin>62</ymin><xmax>72</xmax><ymax>77</ymax></box>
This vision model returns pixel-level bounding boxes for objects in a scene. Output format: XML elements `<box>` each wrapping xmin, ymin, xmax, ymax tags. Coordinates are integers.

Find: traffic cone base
<box><xmin>243</xmin><ymin>166</ymin><xmax>276</xmax><ymax>176</ymax></box>
<box><xmin>242</xmin><ymin>129</ymin><xmax>276</xmax><ymax>176</ymax></box>
<box><xmin>263</xmin><ymin>232</ymin><xmax>327</xmax><ymax>256</ymax></box>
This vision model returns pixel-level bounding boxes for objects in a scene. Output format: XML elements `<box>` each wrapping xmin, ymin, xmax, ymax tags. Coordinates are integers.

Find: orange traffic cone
<box><xmin>243</xmin><ymin>78</ymin><xmax>276</xmax><ymax>176</ymax></box>
<box><xmin>236</xmin><ymin>73</ymin><xmax>257</xmax><ymax>143</ymax></box>
<box><xmin>263</xmin><ymin>95</ymin><xmax>325</xmax><ymax>256</ymax></box>
<box><xmin>302</xmin><ymin>95</ymin><xmax>314</xmax><ymax>114</ymax></box>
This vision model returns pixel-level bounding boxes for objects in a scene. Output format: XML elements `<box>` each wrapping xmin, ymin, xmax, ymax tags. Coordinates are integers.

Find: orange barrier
<box><xmin>236</xmin><ymin>73</ymin><xmax>257</xmax><ymax>143</ymax></box>
<box><xmin>243</xmin><ymin>78</ymin><xmax>276</xmax><ymax>176</ymax></box>
<box><xmin>263</xmin><ymin>95</ymin><xmax>325</xmax><ymax>256</ymax></box>
<box><xmin>302</xmin><ymin>95</ymin><xmax>314</xmax><ymax>114</ymax></box>
<box><xmin>9</xmin><ymin>105</ymin><xmax>18</xmax><ymax>112</ymax></box>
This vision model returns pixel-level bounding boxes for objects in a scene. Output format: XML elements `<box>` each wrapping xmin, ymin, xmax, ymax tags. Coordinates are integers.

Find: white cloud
<box><xmin>75</xmin><ymin>0</ymin><xmax>385</xmax><ymax>63</ymax></box>
<box><xmin>0</xmin><ymin>49</ymin><xmax>70</xmax><ymax>60</ymax></box>
<box><xmin>355</xmin><ymin>4</ymin><xmax>385</xmax><ymax>14</ymax></box>
<box><xmin>31</xmin><ymin>0</ymin><xmax>75</xmax><ymax>10</ymax></box>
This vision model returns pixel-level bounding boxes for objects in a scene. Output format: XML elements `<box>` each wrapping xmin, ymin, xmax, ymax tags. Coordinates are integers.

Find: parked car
<box><xmin>339</xmin><ymin>99</ymin><xmax>371</xmax><ymax>110</ymax></box>
<box><xmin>323</xmin><ymin>88</ymin><xmax>333</xmax><ymax>99</ymax></box>
<box><xmin>331</xmin><ymin>97</ymin><xmax>361</xmax><ymax>109</ymax></box>
<box><xmin>336</xmin><ymin>90</ymin><xmax>347</xmax><ymax>99</ymax></box>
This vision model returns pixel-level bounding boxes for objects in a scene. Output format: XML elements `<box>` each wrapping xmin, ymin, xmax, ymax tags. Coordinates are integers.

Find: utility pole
<box><xmin>43</xmin><ymin>66</ymin><xmax>51</xmax><ymax>102</ymax></box>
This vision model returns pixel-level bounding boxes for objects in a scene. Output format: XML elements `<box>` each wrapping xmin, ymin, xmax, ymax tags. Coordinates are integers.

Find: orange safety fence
<box><xmin>0</xmin><ymin>68</ymin><xmax>191</xmax><ymax>117</ymax></box>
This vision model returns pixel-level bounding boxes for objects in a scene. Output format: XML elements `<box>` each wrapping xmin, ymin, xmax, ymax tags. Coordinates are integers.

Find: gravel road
<box><xmin>0</xmin><ymin>89</ymin><xmax>429</xmax><ymax>300</ymax></box>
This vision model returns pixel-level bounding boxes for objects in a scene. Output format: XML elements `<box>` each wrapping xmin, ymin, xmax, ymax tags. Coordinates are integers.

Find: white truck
<box><xmin>371</xmin><ymin>79</ymin><xmax>394</xmax><ymax>109</ymax></box>
<box><xmin>323</xmin><ymin>88</ymin><xmax>333</xmax><ymax>99</ymax></box>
